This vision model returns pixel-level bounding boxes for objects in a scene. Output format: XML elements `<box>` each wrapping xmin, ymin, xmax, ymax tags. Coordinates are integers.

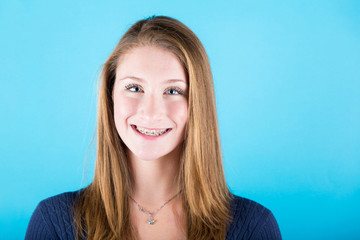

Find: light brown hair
<box><xmin>74</xmin><ymin>16</ymin><xmax>232</xmax><ymax>240</ymax></box>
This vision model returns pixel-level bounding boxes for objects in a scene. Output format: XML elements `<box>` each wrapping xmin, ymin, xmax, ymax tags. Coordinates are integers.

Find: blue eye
<box><xmin>125</xmin><ymin>84</ymin><xmax>143</xmax><ymax>92</ymax></box>
<box><xmin>165</xmin><ymin>87</ymin><xmax>184</xmax><ymax>95</ymax></box>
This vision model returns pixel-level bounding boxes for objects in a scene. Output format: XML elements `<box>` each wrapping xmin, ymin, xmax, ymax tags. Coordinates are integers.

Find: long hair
<box><xmin>74</xmin><ymin>16</ymin><xmax>232</xmax><ymax>240</ymax></box>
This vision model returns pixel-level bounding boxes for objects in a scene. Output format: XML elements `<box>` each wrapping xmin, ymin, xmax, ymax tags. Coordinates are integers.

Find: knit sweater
<box><xmin>25</xmin><ymin>191</ymin><xmax>281</xmax><ymax>240</ymax></box>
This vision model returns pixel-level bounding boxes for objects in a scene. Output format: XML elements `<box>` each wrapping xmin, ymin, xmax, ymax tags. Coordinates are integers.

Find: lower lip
<box><xmin>131</xmin><ymin>125</ymin><xmax>171</xmax><ymax>140</ymax></box>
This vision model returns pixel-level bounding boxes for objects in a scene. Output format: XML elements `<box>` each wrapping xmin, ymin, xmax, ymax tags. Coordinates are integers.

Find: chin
<box><xmin>131</xmin><ymin>144</ymin><xmax>183</xmax><ymax>162</ymax></box>
<box><xmin>131</xmin><ymin>148</ymin><xmax>169</xmax><ymax>161</ymax></box>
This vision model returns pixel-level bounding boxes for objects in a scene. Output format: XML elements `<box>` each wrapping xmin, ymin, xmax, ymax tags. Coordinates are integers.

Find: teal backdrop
<box><xmin>1</xmin><ymin>0</ymin><xmax>359</xmax><ymax>239</ymax></box>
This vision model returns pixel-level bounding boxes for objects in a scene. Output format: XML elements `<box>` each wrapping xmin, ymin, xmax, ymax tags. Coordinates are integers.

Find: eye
<box><xmin>125</xmin><ymin>84</ymin><xmax>143</xmax><ymax>93</ymax></box>
<box><xmin>164</xmin><ymin>87</ymin><xmax>184</xmax><ymax>95</ymax></box>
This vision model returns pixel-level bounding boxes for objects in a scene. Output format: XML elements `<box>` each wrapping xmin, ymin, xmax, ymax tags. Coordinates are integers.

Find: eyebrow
<box><xmin>117</xmin><ymin>76</ymin><xmax>143</xmax><ymax>81</ymax></box>
<box><xmin>118</xmin><ymin>76</ymin><xmax>186</xmax><ymax>84</ymax></box>
<box><xmin>165</xmin><ymin>79</ymin><xmax>187</xmax><ymax>84</ymax></box>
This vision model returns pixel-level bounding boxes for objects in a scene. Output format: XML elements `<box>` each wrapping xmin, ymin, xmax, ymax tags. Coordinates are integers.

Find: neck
<box><xmin>128</xmin><ymin>145</ymin><xmax>182</xmax><ymax>206</ymax></box>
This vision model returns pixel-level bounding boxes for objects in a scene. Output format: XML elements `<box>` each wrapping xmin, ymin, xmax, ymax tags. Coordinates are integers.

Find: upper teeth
<box><xmin>136</xmin><ymin>126</ymin><xmax>168</xmax><ymax>136</ymax></box>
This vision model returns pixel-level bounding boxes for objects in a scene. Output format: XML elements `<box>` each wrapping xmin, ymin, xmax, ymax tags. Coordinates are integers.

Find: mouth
<box><xmin>132</xmin><ymin>125</ymin><xmax>171</xmax><ymax>137</ymax></box>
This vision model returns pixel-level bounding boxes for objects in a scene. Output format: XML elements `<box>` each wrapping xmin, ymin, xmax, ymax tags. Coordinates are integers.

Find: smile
<box><xmin>134</xmin><ymin>125</ymin><xmax>171</xmax><ymax>136</ymax></box>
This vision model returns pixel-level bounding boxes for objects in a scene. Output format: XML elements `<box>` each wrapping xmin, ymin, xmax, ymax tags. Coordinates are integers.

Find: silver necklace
<box><xmin>129</xmin><ymin>191</ymin><xmax>181</xmax><ymax>225</ymax></box>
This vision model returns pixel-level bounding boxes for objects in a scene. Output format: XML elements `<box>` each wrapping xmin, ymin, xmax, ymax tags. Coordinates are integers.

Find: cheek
<box><xmin>167</xmin><ymin>99</ymin><xmax>188</xmax><ymax>128</ymax></box>
<box><xmin>114</xmin><ymin>95</ymin><xmax>139</xmax><ymax>127</ymax></box>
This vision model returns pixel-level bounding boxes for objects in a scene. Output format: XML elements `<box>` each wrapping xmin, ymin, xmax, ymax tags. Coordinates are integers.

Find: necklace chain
<box><xmin>129</xmin><ymin>191</ymin><xmax>181</xmax><ymax>225</ymax></box>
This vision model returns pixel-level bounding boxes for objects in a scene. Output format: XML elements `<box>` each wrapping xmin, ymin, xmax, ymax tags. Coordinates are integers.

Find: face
<box><xmin>113</xmin><ymin>46</ymin><xmax>188</xmax><ymax>161</ymax></box>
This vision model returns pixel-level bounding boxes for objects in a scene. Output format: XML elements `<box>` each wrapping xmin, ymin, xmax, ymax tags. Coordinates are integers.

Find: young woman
<box><xmin>26</xmin><ymin>16</ymin><xmax>281</xmax><ymax>240</ymax></box>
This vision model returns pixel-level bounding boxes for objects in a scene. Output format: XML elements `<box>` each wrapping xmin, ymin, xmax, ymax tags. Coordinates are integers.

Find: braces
<box><xmin>136</xmin><ymin>126</ymin><xmax>169</xmax><ymax>136</ymax></box>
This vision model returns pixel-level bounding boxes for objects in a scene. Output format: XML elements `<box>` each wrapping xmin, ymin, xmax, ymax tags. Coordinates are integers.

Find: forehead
<box><xmin>115</xmin><ymin>46</ymin><xmax>187</xmax><ymax>83</ymax></box>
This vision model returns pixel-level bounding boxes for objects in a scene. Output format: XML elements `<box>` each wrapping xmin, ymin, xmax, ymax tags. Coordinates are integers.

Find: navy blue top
<box><xmin>25</xmin><ymin>191</ymin><xmax>281</xmax><ymax>239</ymax></box>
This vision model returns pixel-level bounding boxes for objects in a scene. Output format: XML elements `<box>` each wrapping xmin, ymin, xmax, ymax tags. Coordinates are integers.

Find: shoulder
<box><xmin>226</xmin><ymin>195</ymin><xmax>282</xmax><ymax>240</ymax></box>
<box><xmin>25</xmin><ymin>190</ymin><xmax>81</xmax><ymax>240</ymax></box>
<box><xmin>37</xmin><ymin>190</ymin><xmax>80</xmax><ymax>213</ymax></box>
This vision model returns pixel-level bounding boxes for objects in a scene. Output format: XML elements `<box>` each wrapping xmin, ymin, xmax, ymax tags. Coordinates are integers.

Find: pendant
<box><xmin>147</xmin><ymin>214</ymin><xmax>155</xmax><ymax>225</ymax></box>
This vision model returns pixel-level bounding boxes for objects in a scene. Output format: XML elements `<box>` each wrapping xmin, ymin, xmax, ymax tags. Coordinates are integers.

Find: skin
<box><xmin>113</xmin><ymin>46</ymin><xmax>188</xmax><ymax>239</ymax></box>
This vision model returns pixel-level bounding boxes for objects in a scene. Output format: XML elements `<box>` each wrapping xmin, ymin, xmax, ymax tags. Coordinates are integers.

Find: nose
<box><xmin>138</xmin><ymin>94</ymin><xmax>166</xmax><ymax>122</ymax></box>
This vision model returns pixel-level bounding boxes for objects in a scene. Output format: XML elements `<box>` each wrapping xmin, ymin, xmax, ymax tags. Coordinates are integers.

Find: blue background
<box><xmin>1</xmin><ymin>0</ymin><xmax>359</xmax><ymax>239</ymax></box>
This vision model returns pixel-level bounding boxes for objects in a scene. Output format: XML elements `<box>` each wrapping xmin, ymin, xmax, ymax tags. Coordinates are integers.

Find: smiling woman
<box><xmin>113</xmin><ymin>46</ymin><xmax>188</xmax><ymax>162</ymax></box>
<box><xmin>25</xmin><ymin>16</ymin><xmax>281</xmax><ymax>240</ymax></box>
